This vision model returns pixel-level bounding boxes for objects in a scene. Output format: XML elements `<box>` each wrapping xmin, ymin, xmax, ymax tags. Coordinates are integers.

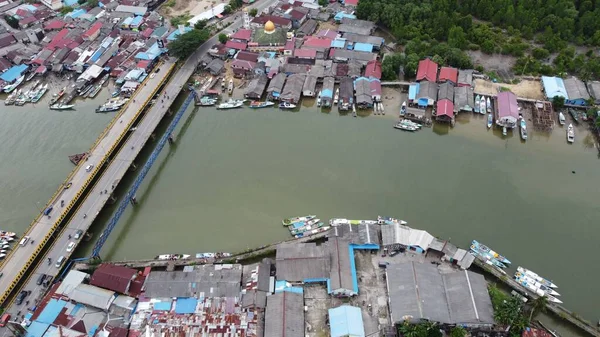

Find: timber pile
<box><xmin>532</xmin><ymin>101</ymin><xmax>554</xmax><ymax>131</ymax></box>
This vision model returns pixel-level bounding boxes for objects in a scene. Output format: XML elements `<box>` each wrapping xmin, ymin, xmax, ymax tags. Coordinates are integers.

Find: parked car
<box><xmin>15</xmin><ymin>291</ymin><xmax>29</xmax><ymax>305</ymax></box>
<box><xmin>389</xmin><ymin>250</ymin><xmax>400</xmax><ymax>257</ymax></box>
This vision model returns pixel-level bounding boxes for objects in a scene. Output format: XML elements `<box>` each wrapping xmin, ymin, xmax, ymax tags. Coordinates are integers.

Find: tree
<box><xmin>218</xmin><ymin>33</ymin><xmax>228</xmax><ymax>44</ymax></box>
<box><xmin>448</xmin><ymin>26</ymin><xmax>467</xmax><ymax>49</ymax></box>
<box><xmin>528</xmin><ymin>296</ymin><xmax>548</xmax><ymax>322</ymax></box>
<box><xmin>223</xmin><ymin>5</ymin><xmax>232</xmax><ymax>15</ymax></box>
<box><xmin>450</xmin><ymin>327</ymin><xmax>467</xmax><ymax>337</ymax></box>
<box><xmin>4</xmin><ymin>15</ymin><xmax>18</xmax><ymax>29</ymax></box>
<box><xmin>552</xmin><ymin>96</ymin><xmax>565</xmax><ymax>111</ymax></box>
<box><xmin>86</xmin><ymin>0</ymin><xmax>98</xmax><ymax>7</ymax></box>
<box><xmin>168</xmin><ymin>29</ymin><xmax>210</xmax><ymax>59</ymax></box>
<box><xmin>249</xmin><ymin>8</ymin><xmax>258</xmax><ymax>17</ymax></box>
<box><xmin>59</xmin><ymin>6</ymin><xmax>73</xmax><ymax>15</ymax></box>
<box><xmin>317</xmin><ymin>0</ymin><xmax>327</xmax><ymax>6</ymax></box>
<box><xmin>194</xmin><ymin>19</ymin><xmax>207</xmax><ymax>30</ymax></box>
<box><xmin>531</xmin><ymin>48</ymin><xmax>549</xmax><ymax>60</ymax></box>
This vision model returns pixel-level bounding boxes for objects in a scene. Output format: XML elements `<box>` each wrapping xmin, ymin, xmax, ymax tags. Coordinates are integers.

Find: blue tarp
<box><xmin>408</xmin><ymin>83</ymin><xmax>419</xmax><ymax>100</ymax></box>
<box><xmin>0</xmin><ymin>64</ymin><xmax>28</xmax><ymax>82</ymax></box>
<box><xmin>353</xmin><ymin>42</ymin><xmax>373</xmax><ymax>53</ymax></box>
<box><xmin>121</xmin><ymin>17</ymin><xmax>133</xmax><ymax>26</ymax></box>
<box><xmin>135</xmin><ymin>52</ymin><xmax>150</xmax><ymax>60</ymax></box>
<box><xmin>175</xmin><ymin>298</ymin><xmax>198</xmax><ymax>314</ymax></box>
<box><xmin>67</xmin><ymin>8</ymin><xmax>87</xmax><ymax>18</ymax></box>
<box><xmin>36</xmin><ymin>299</ymin><xmax>66</xmax><ymax>324</ymax></box>
<box><xmin>167</xmin><ymin>26</ymin><xmax>193</xmax><ymax>41</ymax></box>
<box><xmin>24</xmin><ymin>4</ymin><xmax>37</xmax><ymax>11</ymax></box>
<box><xmin>334</xmin><ymin>12</ymin><xmax>356</xmax><ymax>22</ymax></box>
<box><xmin>130</xmin><ymin>15</ymin><xmax>143</xmax><ymax>26</ymax></box>
<box><xmin>26</xmin><ymin>321</ymin><xmax>50</xmax><ymax>337</ymax></box>
<box><xmin>153</xmin><ymin>301</ymin><xmax>172</xmax><ymax>311</ymax></box>
<box><xmin>64</xmin><ymin>0</ymin><xmax>78</xmax><ymax>6</ymax></box>
<box><xmin>418</xmin><ymin>98</ymin><xmax>428</xmax><ymax>107</ymax></box>
<box><xmin>322</xmin><ymin>89</ymin><xmax>333</xmax><ymax>98</ymax></box>
<box><xmin>329</xmin><ymin>305</ymin><xmax>365</xmax><ymax>337</ymax></box>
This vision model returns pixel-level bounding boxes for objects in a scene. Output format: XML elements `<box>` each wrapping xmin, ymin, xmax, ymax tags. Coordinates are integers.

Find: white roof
<box><xmin>56</xmin><ymin>270</ymin><xmax>89</xmax><ymax>295</ymax></box>
<box><xmin>188</xmin><ymin>3</ymin><xmax>226</xmax><ymax>25</ymax></box>
<box><xmin>69</xmin><ymin>284</ymin><xmax>115</xmax><ymax>310</ymax></box>
<box><xmin>115</xmin><ymin>5</ymin><xmax>147</xmax><ymax>15</ymax></box>
<box><xmin>77</xmin><ymin>64</ymin><xmax>103</xmax><ymax>82</ymax></box>
<box><xmin>383</xmin><ymin>224</ymin><xmax>434</xmax><ymax>249</ymax></box>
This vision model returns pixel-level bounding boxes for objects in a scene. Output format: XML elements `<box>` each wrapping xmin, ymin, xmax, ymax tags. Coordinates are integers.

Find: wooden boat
<box><xmin>568</xmin><ymin>108</ymin><xmax>579</xmax><ymax>123</ymax></box>
<box><xmin>400</xmin><ymin>101</ymin><xmax>406</xmax><ymax>116</ymax></box>
<box><xmin>3</xmin><ymin>75</ymin><xmax>24</xmax><ymax>93</ymax></box>
<box><xmin>487</xmin><ymin>113</ymin><xmax>493</xmax><ymax>129</ymax></box>
<box><xmin>333</xmin><ymin>88</ymin><xmax>339</xmax><ymax>105</ymax></box>
<box><xmin>474</xmin><ymin>95</ymin><xmax>481</xmax><ymax>113</ymax></box>
<box><xmin>479</xmin><ymin>96</ymin><xmax>486</xmax><ymax>115</ymax></box>
<box><xmin>279</xmin><ymin>102</ymin><xmax>296</xmax><ymax>109</ymax></box>
<box><xmin>486</xmin><ymin>97</ymin><xmax>492</xmax><ymax>113</ymax></box>
<box><xmin>516</xmin><ymin>266</ymin><xmax>558</xmax><ymax>288</ymax></box>
<box><xmin>502</xmin><ymin>126</ymin><xmax>507</xmax><ymax>136</ymax></box>
<box><xmin>282</xmin><ymin>215</ymin><xmax>317</xmax><ymax>226</ymax></box>
<box><xmin>249</xmin><ymin>101</ymin><xmax>274</xmax><ymax>108</ymax></box>
<box><xmin>520</xmin><ymin>118</ymin><xmax>528</xmax><ymax>140</ymax></box>
<box><xmin>155</xmin><ymin>254</ymin><xmax>190</xmax><ymax>260</ymax></box>
<box><xmin>49</xmin><ymin>87</ymin><xmax>66</xmax><ymax>105</ymax></box>
<box><xmin>217</xmin><ymin>99</ymin><xmax>244</xmax><ymax>109</ymax></box>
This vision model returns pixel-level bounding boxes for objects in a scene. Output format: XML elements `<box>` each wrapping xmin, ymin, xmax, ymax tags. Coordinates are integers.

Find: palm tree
<box><xmin>528</xmin><ymin>295</ymin><xmax>548</xmax><ymax>322</ymax></box>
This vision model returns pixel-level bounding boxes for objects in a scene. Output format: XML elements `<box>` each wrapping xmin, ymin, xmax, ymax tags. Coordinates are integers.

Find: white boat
<box><xmin>217</xmin><ymin>99</ymin><xmax>245</xmax><ymax>109</ymax></box>
<box><xmin>306</xmin><ymin>218</ymin><xmax>321</xmax><ymax>226</ymax></box>
<box><xmin>486</xmin><ymin>97</ymin><xmax>492</xmax><ymax>113</ymax></box>
<box><xmin>515</xmin><ymin>273</ymin><xmax>560</xmax><ymax>297</ymax></box>
<box><xmin>96</xmin><ymin>97</ymin><xmax>129</xmax><ymax>113</ymax></box>
<box><xmin>1</xmin><ymin>245</ymin><xmax>8</xmax><ymax>249</ymax></box>
<box><xmin>567</xmin><ymin>124</ymin><xmax>574</xmax><ymax>143</ymax></box>
<box><xmin>394</xmin><ymin>121</ymin><xmax>418</xmax><ymax>132</ymax></box>
<box><xmin>520</xmin><ymin>118</ymin><xmax>528</xmax><ymax>140</ymax></box>
<box><xmin>0</xmin><ymin>231</ymin><xmax>16</xmax><ymax>237</ymax></box>
<box><xmin>519</xmin><ymin>280</ymin><xmax>563</xmax><ymax>303</ymax></box>
<box><xmin>333</xmin><ymin>88</ymin><xmax>339</xmax><ymax>105</ymax></box>
<box><xmin>31</xmin><ymin>84</ymin><xmax>49</xmax><ymax>103</ymax></box>
<box><xmin>279</xmin><ymin>102</ymin><xmax>296</xmax><ymax>109</ymax></box>
<box><xmin>487</xmin><ymin>113</ymin><xmax>493</xmax><ymax>129</ymax></box>
<box><xmin>228</xmin><ymin>79</ymin><xmax>234</xmax><ymax>94</ymax></box>
<box><xmin>502</xmin><ymin>126</ymin><xmax>507</xmax><ymax>136</ymax></box>
<box><xmin>379</xmin><ymin>102</ymin><xmax>385</xmax><ymax>115</ymax></box>
<box><xmin>517</xmin><ymin>266</ymin><xmax>558</xmax><ymax>288</ymax></box>
<box><xmin>479</xmin><ymin>96</ymin><xmax>486</xmax><ymax>115</ymax></box>
<box><xmin>50</xmin><ymin>104</ymin><xmax>75</xmax><ymax>110</ymax></box>
<box><xmin>317</xmin><ymin>91</ymin><xmax>321</xmax><ymax>107</ymax></box>
<box><xmin>474</xmin><ymin>95</ymin><xmax>481</xmax><ymax>113</ymax></box>
<box><xmin>155</xmin><ymin>254</ymin><xmax>190</xmax><ymax>260</ymax></box>
<box><xmin>4</xmin><ymin>89</ymin><xmax>20</xmax><ymax>105</ymax></box>
<box><xmin>0</xmin><ymin>254</ymin><xmax>6</xmax><ymax>259</ymax></box>
<box><xmin>3</xmin><ymin>75</ymin><xmax>25</xmax><ymax>93</ymax></box>
<box><xmin>400</xmin><ymin>101</ymin><xmax>406</xmax><ymax>116</ymax></box>
<box><xmin>0</xmin><ymin>237</ymin><xmax>14</xmax><ymax>242</ymax></box>
<box><xmin>558</xmin><ymin>112</ymin><xmax>565</xmax><ymax>125</ymax></box>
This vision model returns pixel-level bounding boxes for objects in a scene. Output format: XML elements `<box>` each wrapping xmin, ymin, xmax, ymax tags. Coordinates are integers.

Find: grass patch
<box><xmin>170</xmin><ymin>13</ymin><xmax>192</xmax><ymax>26</ymax></box>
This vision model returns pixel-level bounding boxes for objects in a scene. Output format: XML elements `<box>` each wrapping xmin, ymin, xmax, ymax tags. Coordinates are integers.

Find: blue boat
<box><xmin>469</xmin><ymin>249</ymin><xmax>506</xmax><ymax>269</ymax></box>
<box><xmin>474</xmin><ymin>95</ymin><xmax>481</xmax><ymax>113</ymax></box>
<box><xmin>471</xmin><ymin>240</ymin><xmax>511</xmax><ymax>264</ymax></box>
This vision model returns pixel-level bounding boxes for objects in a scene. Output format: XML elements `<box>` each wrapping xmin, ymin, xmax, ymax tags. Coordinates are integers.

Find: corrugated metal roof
<box><xmin>276</xmin><ymin>242</ymin><xmax>329</xmax><ymax>281</ymax></box>
<box><xmin>69</xmin><ymin>284</ymin><xmax>116</xmax><ymax>310</ymax></box>
<box><xmin>417</xmin><ymin>58</ymin><xmax>438</xmax><ymax>82</ymax></box>
<box><xmin>329</xmin><ymin>305</ymin><xmax>365</xmax><ymax>337</ymax></box>
<box><xmin>541</xmin><ymin>76</ymin><xmax>568</xmax><ymax>99</ymax></box>
<box><xmin>381</xmin><ymin>223</ymin><xmax>434</xmax><ymax>250</ymax></box>
<box><xmin>56</xmin><ymin>270</ymin><xmax>89</xmax><ymax>295</ymax></box>
<box><xmin>265</xmin><ymin>292</ymin><xmax>304</xmax><ymax>337</ymax></box>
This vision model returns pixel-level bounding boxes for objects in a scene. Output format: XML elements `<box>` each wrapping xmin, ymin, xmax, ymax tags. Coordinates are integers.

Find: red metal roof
<box><xmin>141</xmin><ymin>27</ymin><xmax>153</xmax><ymax>38</ymax></box>
<box><xmin>438</xmin><ymin>66</ymin><xmax>458</xmax><ymax>83</ymax></box>
<box><xmin>19</xmin><ymin>16</ymin><xmax>36</xmax><ymax>26</ymax></box>
<box><xmin>236</xmin><ymin>50</ymin><xmax>259</xmax><ymax>62</ymax></box>
<box><xmin>303</xmin><ymin>36</ymin><xmax>332</xmax><ymax>48</ymax></box>
<box><xmin>231</xmin><ymin>59</ymin><xmax>256</xmax><ymax>70</ymax></box>
<box><xmin>90</xmin><ymin>264</ymin><xmax>137</xmax><ymax>294</ymax></box>
<box><xmin>436</xmin><ymin>99</ymin><xmax>454</xmax><ymax>118</ymax></box>
<box><xmin>83</xmin><ymin>22</ymin><xmax>102</xmax><ymax>38</ymax></box>
<box><xmin>522</xmin><ymin>328</ymin><xmax>553</xmax><ymax>337</ymax></box>
<box><xmin>316</xmin><ymin>29</ymin><xmax>338</xmax><ymax>39</ymax></box>
<box><xmin>293</xmin><ymin>48</ymin><xmax>316</xmax><ymax>58</ymax></box>
<box><xmin>370</xmin><ymin>79</ymin><xmax>381</xmax><ymax>96</ymax></box>
<box><xmin>225</xmin><ymin>40</ymin><xmax>247</xmax><ymax>51</ymax></box>
<box><xmin>231</xmin><ymin>29</ymin><xmax>252</xmax><ymax>41</ymax></box>
<box><xmin>497</xmin><ymin>91</ymin><xmax>519</xmax><ymax>119</ymax></box>
<box><xmin>47</xmin><ymin>29</ymin><xmax>69</xmax><ymax>49</ymax></box>
<box><xmin>284</xmin><ymin>38</ymin><xmax>295</xmax><ymax>51</ymax></box>
<box><xmin>289</xmin><ymin>9</ymin><xmax>307</xmax><ymax>21</ymax></box>
<box><xmin>364</xmin><ymin>60</ymin><xmax>381</xmax><ymax>79</ymax></box>
<box><xmin>44</xmin><ymin>19</ymin><xmax>66</xmax><ymax>30</ymax></box>
<box><xmin>137</xmin><ymin>60</ymin><xmax>150</xmax><ymax>69</ymax></box>
<box><xmin>345</xmin><ymin>0</ymin><xmax>358</xmax><ymax>5</ymax></box>
<box><xmin>251</xmin><ymin>15</ymin><xmax>291</xmax><ymax>27</ymax></box>
<box><xmin>416</xmin><ymin>58</ymin><xmax>438</xmax><ymax>82</ymax></box>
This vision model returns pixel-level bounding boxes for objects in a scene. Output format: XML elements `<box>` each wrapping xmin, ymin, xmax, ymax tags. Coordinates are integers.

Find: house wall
<box><xmin>565</xmin><ymin>98</ymin><xmax>588</xmax><ymax>106</ymax></box>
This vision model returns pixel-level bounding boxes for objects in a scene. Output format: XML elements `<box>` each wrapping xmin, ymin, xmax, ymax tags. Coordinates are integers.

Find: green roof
<box><xmin>252</xmin><ymin>28</ymin><xmax>287</xmax><ymax>46</ymax></box>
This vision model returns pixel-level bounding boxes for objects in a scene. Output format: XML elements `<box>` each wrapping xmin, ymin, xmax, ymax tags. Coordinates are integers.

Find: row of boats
<box><xmin>475</xmin><ymin>95</ymin><xmax>493</xmax><ymax>114</ymax></box>
<box><xmin>470</xmin><ymin>239</ymin><xmax>561</xmax><ymax>303</ymax></box>
<box><xmin>0</xmin><ymin>231</ymin><xmax>18</xmax><ymax>259</ymax></box>
<box><xmin>282</xmin><ymin>215</ymin><xmax>331</xmax><ymax>238</ymax></box>
<box><xmin>201</xmin><ymin>97</ymin><xmax>298</xmax><ymax>110</ymax></box>
<box><xmin>155</xmin><ymin>251</ymin><xmax>232</xmax><ymax>261</ymax></box>
<box><xmin>394</xmin><ymin>118</ymin><xmax>423</xmax><ymax>132</ymax></box>
<box><xmin>4</xmin><ymin>81</ymin><xmax>49</xmax><ymax>106</ymax></box>
<box><xmin>96</xmin><ymin>97</ymin><xmax>129</xmax><ymax>113</ymax></box>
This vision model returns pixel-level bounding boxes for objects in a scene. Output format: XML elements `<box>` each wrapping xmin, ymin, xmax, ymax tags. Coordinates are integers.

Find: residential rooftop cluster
<box><xmin>16</xmin><ymin>216</ymin><xmax>500</xmax><ymax>337</ymax></box>
<box><xmin>203</xmin><ymin>0</ymin><xmax>385</xmax><ymax>110</ymax></box>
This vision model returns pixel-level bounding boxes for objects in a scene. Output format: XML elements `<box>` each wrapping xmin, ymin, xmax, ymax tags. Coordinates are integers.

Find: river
<box><xmin>1</xmin><ymin>88</ymin><xmax>599</xmax><ymax>330</ymax></box>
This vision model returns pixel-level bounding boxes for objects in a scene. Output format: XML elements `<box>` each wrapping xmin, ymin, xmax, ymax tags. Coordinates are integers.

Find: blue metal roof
<box><xmin>130</xmin><ymin>16</ymin><xmax>143</xmax><ymax>26</ymax></box>
<box><xmin>541</xmin><ymin>76</ymin><xmax>569</xmax><ymax>99</ymax></box>
<box><xmin>334</xmin><ymin>12</ymin><xmax>356</xmax><ymax>21</ymax></box>
<box><xmin>175</xmin><ymin>298</ymin><xmax>197</xmax><ymax>314</ymax></box>
<box><xmin>329</xmin><ymin>305</ymin><xmax>365</xmax><ymax>337</ymax></box>
<box><xmin>331</xmin><ymin>38</ymin><xmax>346</xmax><ymax>49</ymax></box>
<box><xmin>153</xmin><ymin>301</ymin><xmax>172</xmax><ymax>311</ymax></box>
<box><xmin>353</xmin><ymin>42</ymin><xmax>373</xmax><ymax>53</ymax></box>
<box><xmin>26</xmin><ymin>321</ymin><xmax>50</xmax><ymax>337</ymax></box>
<box><xmin>322</xmin><ymin>89</ymin><xmax>333</xmax><ymax>98</ymax></box>
<box><xmin>36</xmin><ymin>299</ymin><xmax>67</xmax><ymax>324</ymax></box>
<box><xmin>0</xmin><ymin>64</ymin><xmax>28</xmax><ymax>82</ymax></box>
<box><xmin>122</xmin><ymin>17</ymin><xmax>133</xmax><ymax>26</ymax></box>
<box><xmin>167</xmin><ymin>26</ymin><xmax>193</xmax><ymax>41</ymax></box>
<box><xmin>408</xmin><ymin>83</ymin><xmax>419</xmax><ymax>100</ymax></box>
<box><xmin>67</xmin><ymin>8</ymin><xmax>86</xmax><ymax>18</ymax></box>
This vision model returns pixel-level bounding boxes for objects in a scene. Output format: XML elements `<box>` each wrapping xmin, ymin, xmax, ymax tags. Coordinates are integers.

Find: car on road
<box><xmin>66</xmin><ymin>242</ymin><xmax>75</xmax><ymax>252</ymax></box>
<box><xmin>74</xmin><ymin>230</ymin><xmax>83</xmax><ymax>240</ymax></box>
<box><xmin>149</xmin><ymin>73</ymin><xmax>156</xmax><ymax>79</ymax></box>
<box><xmin>36</xmin><ymin>274</ymin><xmax>46</xmax><ymax>285</ymax></box>
<box><xmin>55</xmin><ymin>256</ymin><xmax>66</xmax><ymax>268</ymax></box>
<box><xmin>19</xmin><ymin>236</ymin><xmax>30</xmax><ymax>246</ymax></box>
<box><xmin>0</xmin><ymin>313</ymin><xmax>11</xmax><ymax>327</ymax></box>
<box><xmin>85</xmin><ymin>164</ymin><xmax>94</xmax><ymax>172</ymax></box>
<box><xmin>15</xmin><ymin>291</ymin><xmax>29</xmax><ymax>305</ymax></box>
<box><xmin>42</xmin><ymin>275</ymin><xmax>53</xmax><ymax>288</ymax></box>
<box><xmin>64</xmin><ymin>182</ymin><xmax>72</xmax><ymax>189</ymax></box>
<box><xmin>154</xmin><ymin>67</ymin><xmax>160</xmax><ymax>73</ymax></box>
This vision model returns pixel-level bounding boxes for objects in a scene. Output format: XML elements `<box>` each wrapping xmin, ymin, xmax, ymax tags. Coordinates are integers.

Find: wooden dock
<box><xmin>473</xmin><ymin>259</ymin><xmax>600</xmax><ymax>337</ymax></box>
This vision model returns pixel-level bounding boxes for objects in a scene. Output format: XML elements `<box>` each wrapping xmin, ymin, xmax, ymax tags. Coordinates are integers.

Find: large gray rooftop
<box><xmin>328</xmin><ymin>237</ymin><xmax>354</xmax><ymax>294</ymax></box>
<box><xmin>144</xmin><ymin>264</ymin><xmax>242</xmax><ymax>298</ymax></box>
<box><xmin>564</xmin><ymin>77</ymin><xmax>590</xmax><ymax>100</ymax></box>
<box><xmin>265</xmin><ymin>292</ymin><xmax>305</xmax><ymax>337</ymax></box>
<box><xmin>329</xmin><ymin>223</ymin><xmax>380</xmax><ymax>246</ymax></box>
<box><xmin>386</xmin><ymin>262</ymin><xmax>494</xmax><ymax>325</ymax></box>
<box><xmin>276</xmin><ymin>242</ymin><xmax>330</xmax><ymax>281</ymax></box>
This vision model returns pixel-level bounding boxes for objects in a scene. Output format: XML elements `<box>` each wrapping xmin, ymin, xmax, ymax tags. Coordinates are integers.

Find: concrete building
<box><xmin>265</xmin><ymin>291</ymin><xmax>304</xmax><ymax>337</ymax></box>
<box><xmin>329</xmin><ymin>305</ymin><xmax>365</xmax><ymax>337</ymax></box>
<box><xmin>563</xmin><ymin>77</ymin><xmax>590</xmax><ymax>106</ymax></box>
<box><xmin>386</xmin><ymin>262</ymin><xmax>494</xmax><ymax>327</ymax></box>
<box><xmin>541</xmin><ymin>76</ymin><xmax>568</xmax><ymax>100</ymax></box>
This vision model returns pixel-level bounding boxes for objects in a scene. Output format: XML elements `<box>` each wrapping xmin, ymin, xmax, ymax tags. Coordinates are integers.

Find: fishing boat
<box><xmin>282</xmin><ymin>215</ymin><xmax>317</xmax><ymax>226</ymax></box>
<box><xmin>155</xmin><ymin>254</ymin><xmax>191</xmax><ymax>260</ymax></box>
<box><xmin>228</xmin><ymin>79</ymin><xmax>234</xmax><ymax>94</ymax></box>
<box><xmin>502</xmin><ymin>126</ymin><xmax>507</xmax><ymax>136</ymax></box>
<box><xmin>515</xmin><ymin>273</ymin><xmax>560</xmax><ymax>297</ymax></box>
<box><xmin>14</xmin><ymin>93</ymin><xmax>28</xmax><ymax>106</ymax></box>
<box><xmin>470</xmin><ymin>249</ymin><xmax>507</xmax><ymax>268</ymax></box>
<box><xmin>4</xmin><ymin>89</ymin><xmax>20</xmax><ymax>105</ymax></box>
<box><xmin>487</xmin><ymin>113</ymin><xmax>493</xmax><ymax>129</ymax></box>
<box><xmin>517</xmin><ymin>266</ymin><xmax>558</xmax><ymax>288</ymax></box>
<box><xmin>333</xmin><ymin>88</ymin><xmax>339</xmax><ymax>105</ymax></box>
<box><xmin>558</xmin><ymin>111</ymin><xmax>566</xmax><ymax>125</ymax></box>
<box><xmin>520</xmin><ymin>118</ymin><xmax>528</xmax><ymax>140</ymax></box>
<box><xmin>279</xmin><ymin>102</ymin><xmax>296</xmax><ymax>109</ymax></box>
<box><xmin>485</xmin><ymin>260</ymin><xmax>507</xmax><ymax>275</ymax></box>
<box><xmin>291</xmin><ymin>222</ymin><xmax>325</xmax><ymax>235</ymax></box>
<box><xmin>0</xmin><ymin>231</ymin><xmax>16</xmax><ymax>237</ymax></box>
<box><xmin>394</xmin><ymin>121</ymin><xmax>418</xmax><ymax>132</ymax></box>
<box><xmin>49</xmin><ymin>104</ymin><xmax>75</xmax><ymax>110</ymax></box>
<box><xmin>567</xmin><ymin>124</ymin><xmax>574</xmax><ymax>143</ymax></box>
<box><xmin>486</xmin><ymin>97</ymin><xmax>492</xmax><ymax>113</ymax></box>
<box><xmin>568</xmin><ymin>108</ymin><xmax>579</xmax><ymax>123</ymax></box>
<box><xmin>474</xmin><ymin>95</ymin><xmax>481</xmax><ymax>113</ymax></box>
<box><xmin>0</xmin><ymin>254</ymin><xmax>6</xmax><ymax>259</ymax></box>
<box><xmin>25</xmin><ymin>72</ymin><xmax>36</xmax><ymax>82</ymax></box>
<box><xmin>87</xmin><ymin>84</ymin><xmax>103</xmax><ymax>98</ymax></box>
<box><xmin>317</xmin><ymin>91</ymin><xmax>321</xmax><ymax>107</ymax></box>
<box><xmin>249</xmin><ymin>101</ymin><xmax>274</xmax><ymax>109</ymax></box>
<box><xmin>49</xmin><ymin>87</ymin><xmax>66</xmax><ymax>105</ymax></box>
<box><xmin>197</xmin><ymin>96</ymin><xmax>218</xmax><ymax>106</ymax></box>
<box><xmin>217</xmin><ymin>99</ymin><xmax>245</xmax><ymax>109</ymax></box>
<box><xmin>195</xmin><ymin>252</ymin><xmax>231</xmax><ymax>259</ymax></box>
<box><xmin>0</xmin><ymin>237</ymin><xmax>13</xmax><ymax>242</ymax></box>
<box><xmin>479</xmin><ymin>96</ymin><xmax>486</xmax><ymax>115</ymax></box>
<box><xmin>379</xmin><ymin>102</ymin><xmax>385</xmax><ymax>115</ymax></box>
<box><xmin>294</xmin><ymin>226</ymin><xmax>331</xmax><ymax>238</ymax></box>
<box><xmin>96</xmin><ymin>98</ymin><xmax>129</xmax><ymax>113</ymax></box>
<box><xmin>400</xmin><ymin>101</ymin><xmax>407</xmax><ymax>116</ymax></box>
<box><xmin>518</xmin><ymin>280</ymin><xmax>562</xmax><ymax>303</ymax></box>
<box><xmin>31</xmin><ymin>84</ymin><xmax>49</xmax><ymax>103</ymax></box>
<box><xmin>111</xmin><ymin>90</ymin><xmax>120</xmax><ymax>98</ymax></box>
<box><xmin>3</xmin><ymin>75</ymin><xmax>25</xmax><ymax>93</ymax></box>
<box><xmin>471</xmin><ymin>240</ymin><xmax>511</xmax><ymax>264</ymax></box>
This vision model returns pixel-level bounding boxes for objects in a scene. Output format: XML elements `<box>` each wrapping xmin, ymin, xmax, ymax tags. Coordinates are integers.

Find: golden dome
<box><xmin>264</xmin><ymin>20</ymin><xmax>275</xmax><ymax>32</ymax></box>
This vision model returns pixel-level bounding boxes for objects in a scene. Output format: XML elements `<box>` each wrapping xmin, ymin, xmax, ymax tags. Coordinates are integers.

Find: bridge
<box><xmin>0</xmin><ymin>0</ymin><xmax>279</xmax><ymax>323</ymax></box>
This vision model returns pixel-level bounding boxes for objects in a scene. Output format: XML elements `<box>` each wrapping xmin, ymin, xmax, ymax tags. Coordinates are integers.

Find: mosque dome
<box><xmin>264</xmin><ymin>20</ymin><xmax>275</xmax><ymax>33</ymax></box>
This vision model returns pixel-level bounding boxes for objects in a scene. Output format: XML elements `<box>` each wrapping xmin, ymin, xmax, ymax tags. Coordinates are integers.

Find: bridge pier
<box><xmin>130</xmin><ymin>196</ymin><xmax>137</xmax><ymax>205</ymax></box>
<box><xmin>130</xmin><ymin>163</ymin><xmax>137</xmax><ymax>171</ymax></box>
<box><xmin>150</xmin><ymin>133</ymin><xmax>156</xmax><ymax>141</ymax></box>
<box><xmin>168</xmin><ymin>136</ymin><xmax>174</xmax><ymax>144</ymax></box>
<box><xmin>108</xmin><ymin>195</ymin><xmax>117</xmax><ymax>205</ymax></box>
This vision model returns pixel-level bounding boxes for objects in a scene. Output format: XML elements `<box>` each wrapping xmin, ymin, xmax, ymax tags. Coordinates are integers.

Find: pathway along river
<box><xmin>1</xmin><ymin>89</ymin><xmax>599</xmax><ymax>330</ymax></box>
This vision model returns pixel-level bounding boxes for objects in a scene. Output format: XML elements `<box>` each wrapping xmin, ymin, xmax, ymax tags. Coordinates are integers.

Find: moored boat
<box><xmin>470</xmin><ymin>249</ymin><xmax>507</xmax><ymax>268</ymax></box>
<box><xmin>0</xmin><ymin>231</ymin><xmax>16</xmax><ymax>237</ymax></box>
<box><xmin>486</xmin><ymin>97</ymin><xmax>492</xmax><ymax>113</ymax></box>
<box><xmin>333</xmin><ymin>88</ymin><xmax>339</xmax><ymax>105</ymax></box>
<box><xmin>520</xmin><ymin>118</ymin><xmax>528</xmax><ymax>140</ymax></box>
<box><xmin>96</xmin><ymin>98</ymin><xmax>129</xmax><ymax>113</ymax></box>
<box><xmin>279</xmin><ymin>102</ymin><xmax>296</xmax><ymax>109</ymax></box>
<box><xmin>394</xmin><ymin>121</ymin><xmax>418</xmax><ymax>132</ymax></box>
<box><xmin>49</xmin><ymin>87</ymin><xmax>66</xmax><ymax>105</ymax></box>
<box><xmin>558</xmin><ymin>111</ymin><xmax>565</xmax><ymax>125</ymax></box>
<box><xmin>517</xmin><ymin>266</ymin><xmax>557</xmax><ymax>288</ymax></box>
<box><xmin>502</xmin><ymin>126</ymin><xmax>507</xmax><ymax>136</ymax></box>
<box><xmin>155</xmin><ymin>254</ymin><xmax>190</xmax><ymax>260</ymax></box>
<box><xmin>479</xmin><ymin>96</ymin><xmax>486</xmax><ymax>115</ymax></box>
<box><xmin>50</xmin><ymin>104</ymin><xmax>75</xmax><ymax>110</ymax></box>
<box><xmin>249</xmin><ymin>101</ymin><xmax>274</xmax><ymax>109</ymax></box>
<box><xmin>471</xmin><ymin>240</ymin><xmax>511</xmax><ymax>264</ymax></box>
<box><xmin>400</xmin><ymin>101</ymin><xmax>407</xmax><ymax>116</ymax></box>
<box><xmin>4</xmin><ymin>89</ymin><xmax>20</xmax><ymax>105</ymax></box>
<box><xmin>228</xmin><ymin>79</ymin><xmax>234</xmax><ymax>94</ymax></box>
<box><xmin>282</xmin><ymin>215</ymin><xmax>317</xmax><ymax>226</ymax></box>
<box><xmin>379</xmin><ymin>102</ymin><xmax>385</xmax><ymax>115</ymax></box>
<box><xmin>294</xmin><ymin>226</ymin><xmax>330</xmax><ymax>238</ymax></box>
<box><xmin>474</xmin><ymin>95</ymin><xmax>481</xmax><ymax>113</ymax></box>
<box><xmin>487</xmin><ymin>113</ymin><xmax>493</xmax><ymax>129</ymax></box>
<box><xmin>567</xmin><ymin>124</ymin><xmax>574</xmax><ymax>143</ymax></box>
<box><xmin>197</xmin><ymin>96</ymin><xmax>218</xmax><ymax>106</ymax></box>
<box><xmin>317</xmin><ymin>90</ymin><xmax>321</xmax><ymax>107</ymax></box>
<box><xmin>3</xmin><ymin>75</ymin><xmax>25</xmax><ymax>93</ymax></box>
<box><xmin>291</xmin><ymin>222</ymin><xmax>325</xmax><ymax>235</ymax></box>
<box><xmin>31</xmin><ymin>84</ymin><xmax>49</xmax><ymax>103</ymax></box>
<box><xmin>568</xmin><ymin>108</ymin><xmax>579</xmax><ymax>123</ymax></box>
<box><xmin>217</xmin><ymin>99</ymin><xmax>245</xmax><ymax>109</ymax></box>
<box><xmin>518</xmin><ymin>280</ymin><xmax>562</xmax><ymax>303</ymax></box>
<box><xmin>515</xmin><ymin>273</ymin><xmax>560</xmax><ymax>297</ymax></box>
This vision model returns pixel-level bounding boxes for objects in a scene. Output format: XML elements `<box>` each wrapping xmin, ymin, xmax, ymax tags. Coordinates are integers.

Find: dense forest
<box><xmin>357</xmin><ymin>0</ymin><xmax>600</xmax><ymax>81</ymax></box>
